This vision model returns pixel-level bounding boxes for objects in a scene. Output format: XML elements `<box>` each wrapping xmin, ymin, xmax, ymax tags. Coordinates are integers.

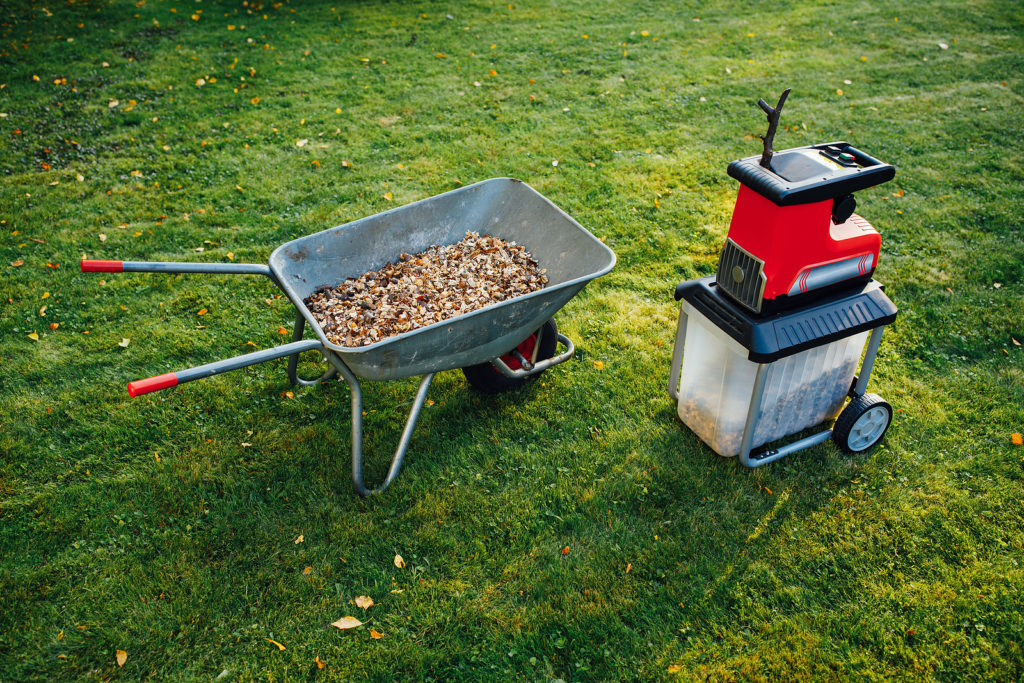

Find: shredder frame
<box><xmin>668</xmin><ymin>276</ymin><xmax>897</xmax><ymax>467</ymax></box>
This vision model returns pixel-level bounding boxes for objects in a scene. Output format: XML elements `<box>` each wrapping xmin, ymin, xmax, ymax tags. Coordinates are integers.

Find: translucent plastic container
<box><xmin>675</xmin><ymin>301</ymin><xmax>868</xmax><ymax>457</ymax></box>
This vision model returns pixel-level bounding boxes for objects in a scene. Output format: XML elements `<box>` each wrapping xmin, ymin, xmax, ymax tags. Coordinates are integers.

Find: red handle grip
<box><xmin>127</xmin><ymin>373</ymin><xmax>178</xmax><ymax>397</ymax></box>
<box><xmin>81</xmin><ymin>260</ymin><xmax>124</xmax><ymax>273</ymax></box>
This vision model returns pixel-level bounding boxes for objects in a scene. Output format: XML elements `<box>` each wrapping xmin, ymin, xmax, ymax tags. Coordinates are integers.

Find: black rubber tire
<box><xmin>832</xmin><ymin>393</ymin><xmax>893</xmax><ymax>454</ymax></box>
<box><xmin>462</xmin><ymin>319</ymin><xmax>558</xmax><ymax>394</ymax></box>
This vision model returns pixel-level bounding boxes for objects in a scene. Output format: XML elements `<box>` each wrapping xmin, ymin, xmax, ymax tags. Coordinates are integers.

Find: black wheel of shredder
<box><xmin>833</xmin><ymin>393</ymin><xmax>893</xmax><ymax>454</ymax></box>
<box><xmin>462</xmin><ymin>319</ymin><xmax>558</xmax><ymax>394</ymax></box>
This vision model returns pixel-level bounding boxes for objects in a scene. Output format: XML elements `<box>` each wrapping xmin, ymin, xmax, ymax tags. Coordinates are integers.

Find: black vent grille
<box><xmin>716</xmin><ymin>239</ymin><xmax>766</xmax><ymax>313</ymax></box>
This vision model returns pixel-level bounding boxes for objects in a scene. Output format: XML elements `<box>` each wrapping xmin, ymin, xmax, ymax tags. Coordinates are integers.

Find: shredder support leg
<box><xmin>667</xmin><ymin>305</ymin><xmax>688</xmax><ymax>401</ymax></box>
<box><xmin>854</xmin><ymin>326</ymin><xmax>885</xmax><ymax>397</ymax></box>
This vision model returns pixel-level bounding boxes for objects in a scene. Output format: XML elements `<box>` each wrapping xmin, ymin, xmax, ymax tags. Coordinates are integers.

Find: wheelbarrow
<box><xmin>81</xmin><ymin>178</ymin><xmax>616</xmax><ymax>496</ymax></box>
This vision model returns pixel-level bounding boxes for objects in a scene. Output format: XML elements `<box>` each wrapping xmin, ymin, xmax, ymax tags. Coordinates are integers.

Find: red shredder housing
<box><xmin>716</xmin><ymin>142</ymin><xmax>895</xmax><ymax>314</ymax></box>
<box><xmin>727</xmin><ymin>184</ymin><xmax>880</xmax><ymax>302</ymax></box>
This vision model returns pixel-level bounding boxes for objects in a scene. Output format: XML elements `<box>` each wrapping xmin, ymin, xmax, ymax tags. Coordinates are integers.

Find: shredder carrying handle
<box><xmin>127</xmin><ymin>339</ymin><xmax>324</xmax><ymax>396</ymax></box>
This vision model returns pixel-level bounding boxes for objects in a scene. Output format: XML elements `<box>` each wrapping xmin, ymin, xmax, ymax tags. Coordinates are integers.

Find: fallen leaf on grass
<box><xmin>39</xmin><ymin>305</ymin><xmax>46</xmax><ymax>316</ymax></box>
<box><xmin>668</xmin><ymin>664</ymin><xmax>682</xmax><ymax>673</ymax></box>
<box><xmin>370</xmin><ymin>629</ymin><xmax>384</xmax><ymax>640</ymax></box>
<box><xmin>314</xmin><ymin>655</ymin><xmax>326</xmax><ymax>669</ymax></box>
<box><xmin>265</xmin><ymin>638</ymin><xmax>285</xmax><ymax>650</ymax></box>
<box><xmin>384</xmin><ymin>191</ymin><xmax>393</xmax><ymax>201</ymax></box>
<box><xmin>50</xmin><ymin>322</ymin><xmax>59</xmax><ymax>330</ymax></box>
<box><xmin>561</xmin><ymin>546</ymin><xmax>570</xmax><ymax>556</ymax></box>
<box><xmin>1013</xmin><ymin>433</ymin><xmax>1023</xmax><ymax>446</ymax></box>
<box><xmin>593</xmin><ymin>360</ymin><xmax>604</xmax><ymax>370</ymax></box>
<box><xmin>303</xmin><ymin>566</ymin><xmax>312</xmax><ymax>575</ymax></box>
<box><xmin>116</xmin><ymin>650</ymin><xmax>127</xmax><ymax>667</ymax></box>
<box><xmin>296</xmin><ymin>139</ymin><xmax>308</xmax><ymax>147</ymax></box>
<box><xmin>99</xmin><ymin>233</ymin><xmax>107</xmax><ymax>242</ymax></box>
<box><xmin>626</xmin><ymin>563</ymin><xmax>632</xmax><ymax>573</ymax></box>
<box><xmin>1012</xmin><ymin>338</ymin><xmax>1021</xmax><ymax>346</ymax></box>
<box><xmin>118</xmin><ymin>338</ymin><xmax>131</xmax><ymax>348</ymax></box>
<box><xmin>27</xmin><ymin>332</ymin><xmax>39</xmax><ymax>341</ymax></box>
<box><xmin>294</xmin><ymin>534</ymin><xmax>304</xmax><ymax>544</ymax></box>
<box><xmin>278</xmin><ymin>326</ymin><xmax>288</xmax><ymax>335</ymax></box>
<box><xmin>354</xmin><ymin>595</ymin><xmax>374</xmax><ymax>610</ymax></box>
<box><xmin>10</xmin><ymin>260</ymin><xmax>24</xmax><ymax>267</ymax></box>
<box><xmin>394</xmin><ymin>554</ymin><xmax>405</xmax><ymax>568</ymax></box>
<box><xmin>330</xmin><ymin>616</ymin><xmax>363</xmax><ymax>630</ymax></box>
<box><xmin>41</xmin><ymin>291</ymin><xmax>50</xmax><ymax>299</ymax></box>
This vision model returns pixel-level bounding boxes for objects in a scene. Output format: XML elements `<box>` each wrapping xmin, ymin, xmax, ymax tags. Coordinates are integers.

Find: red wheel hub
<box><xmin>497</xmin><ymin>333</ymin><xmax>538</xmax><ymax>371</ymax></box>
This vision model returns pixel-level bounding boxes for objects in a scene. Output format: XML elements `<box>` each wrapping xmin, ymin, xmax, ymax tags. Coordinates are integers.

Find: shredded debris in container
<box><xmin>305</xmin><ymin>232</ymin><xmax>548</xmax><ymax>347</ymax></box>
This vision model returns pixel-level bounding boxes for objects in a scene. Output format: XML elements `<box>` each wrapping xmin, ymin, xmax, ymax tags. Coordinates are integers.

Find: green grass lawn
<box><xmin>2</xmin><ymin>0</ymin><xmax>1023</xmax><ymax>679</ymax></box>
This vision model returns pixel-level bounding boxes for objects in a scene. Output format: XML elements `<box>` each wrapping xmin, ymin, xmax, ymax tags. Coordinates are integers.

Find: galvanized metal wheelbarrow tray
<box><xmin>81</xmin><ymin>178</ymin><xmax>616</xmax><ymax>496</ymax></box>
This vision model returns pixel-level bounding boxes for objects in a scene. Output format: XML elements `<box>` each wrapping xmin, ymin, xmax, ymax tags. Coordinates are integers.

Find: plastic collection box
<box><xmin>674</xmin><ymin>299</ymin><xmax>867</xmax><ymax>456</ymax></box>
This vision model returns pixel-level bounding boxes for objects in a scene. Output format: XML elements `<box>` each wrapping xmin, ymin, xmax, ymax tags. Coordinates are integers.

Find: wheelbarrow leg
<box><xmin>287</xmin><ymin>315</ymin><xmax>338</xmax><ymax>387</ymax></box>
<box><xmin>325</xmin><ymin>354</ymin><xmax>435</xmax><ymax>497</ymax></box>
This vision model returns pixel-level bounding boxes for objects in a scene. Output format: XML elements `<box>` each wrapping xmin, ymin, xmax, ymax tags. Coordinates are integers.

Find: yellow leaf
<box><xmin>265</xmin><ymin>638</ymin><xmax>285</xmax><ymax>650</ymax></box>
<box><xmin>335</xmin><ymin>108</ymin><xmax>342</xmax><ymax>114</ymax></box>
<box><xmin>593</xmin><ymin>360</ymin><xmax>604</xmax><ymax>370</ymax></box>
<box><xmin>354</xmin><ymin>595</ymin><xmax>374</xmax><ymax>610</ymax></box>
<box><xmin>303</xmin><ymin>566</ymin><xmax>312</xmax><ymax>575</ymax></box>
<box><xmin>39</xmin><ymin>305</ymin><xmax>47</xmax><ymax>316</ymax></box>
<box><xmin>284</xmin><ymin>391</ymin><xmax>295</xmax><ymax>399</ymax></box>
<box><xmin>28</xmin><ymin>332</ymin><xmax>39</xmax><ymax>341</ymax></box>
<box><xmin>226</xmin><ymin>252</ymin><xmax>234</xmax><ymax>260</ymax></box>
<box><xmin>384</xmin><ymin>192</ymin><xmax>393</xmax><ymax>201</ymax></box>
<box><xmin>341</xmin><ymin>160</ymin><xmax>351</xmax><ymax>168</ymax></box>
<box><xmin>294</xmin><ymin>534</ymin><xmax>304</xmax><ymax>544</ymax></box>
<box><xmin>41</xmin><ymin>291</ymin><xmax>50</xmax><ymax>299</ymax></box>
<box><xmin>1013</xmin><ymin>433</ymin><xmax>1023</xmax><ymax>446</ymax></box>
<box><xmin>116</xmin><ymin>650</ymin><xmax>127</xmax><ymax>667</ymax></box>
<box><xmin>118</xmin><ymin>338</ymin><xmax>131</xmax><ymax>348</ymax></box>
<box><xmin>50</xmin><ymin>322</ymin><xmax>59</xmax><ymax>330</ymax></box>
<box><xmin>394</xmin><ymin>554</ymin><xmax>405</xmax><ymax>568</ymax></box>
<box><xmin>626</xmin><ymin>562</ymin><xmax>631</xmax><ymax>573</ymax></box>
<box><xmin>315</xmin><ymin>655</ymin><xmax>326</xmax><ymax>669</ymax></box>
<box><xmin>370</xmin><ymin>629</ymin><xmax>384</xmax><ymax>640</ymax></box>
<box><xmin>197</xmin><ymin>308</ymin><xmax>207</xmax><ymax>316</ymax></box>
<box><xmin>668</xmin><ymin>664</ymin><xmax>682</xmax><ymax>673</ymax></box>
<box><xmin>330</xmin><ymin>616</ymin><xmax>363</xmax><ymax>630</ymax></box>
<box><xmin>278</xmin><ymin>327</ymin><xmax>288</xmax><ymax>335</ymax></box>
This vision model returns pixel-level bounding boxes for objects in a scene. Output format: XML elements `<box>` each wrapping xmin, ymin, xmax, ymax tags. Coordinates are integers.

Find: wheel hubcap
<box><xmin>848</xmin><ymin>406</ymin><xmax>889</xmax><ymax>451</ymax></box>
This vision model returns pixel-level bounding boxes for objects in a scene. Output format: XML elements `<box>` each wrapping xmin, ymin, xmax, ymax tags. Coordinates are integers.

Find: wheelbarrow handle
<box><xmin>81</xmin><ymin>259</ymin><xmax>272</xmax><ymax>277</ymax></box>
<box><xmin>128</xmin><ymin>339</ymin><xmax>323</xmax><ymax>396</ymax></box>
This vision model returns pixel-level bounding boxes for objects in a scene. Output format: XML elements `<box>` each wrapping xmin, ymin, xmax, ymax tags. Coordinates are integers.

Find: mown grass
<box><xmin>1</xmin><ymin>0</ymin><xmax>1023</xmax><ymax>680</ymax></box>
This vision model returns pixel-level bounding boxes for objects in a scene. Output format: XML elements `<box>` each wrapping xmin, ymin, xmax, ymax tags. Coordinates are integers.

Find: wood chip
<box><xmin>305</xmin><ymin>232</ymin><xmax>547</xmax><ymax>347</ymax></box>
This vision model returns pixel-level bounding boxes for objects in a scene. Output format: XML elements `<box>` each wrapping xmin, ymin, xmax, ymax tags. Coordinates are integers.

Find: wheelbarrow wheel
<box><xmin>462</xmin><ymin>319</ymin><xmax>558</xmax><ymax>394</ymax></box>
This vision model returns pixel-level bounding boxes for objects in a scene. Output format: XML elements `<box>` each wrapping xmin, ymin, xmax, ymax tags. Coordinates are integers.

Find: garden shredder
<box><xmin>668</xmin><ymin>89</ymin><xmax>899</xmax><ymax>466</ymax></box>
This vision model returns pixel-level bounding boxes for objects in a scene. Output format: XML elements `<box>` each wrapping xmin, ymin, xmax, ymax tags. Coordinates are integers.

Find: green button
<box><xmin>839</xmin><ymin>152</ymin><xmax>855</xmax><ymax>162</ymax></box>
